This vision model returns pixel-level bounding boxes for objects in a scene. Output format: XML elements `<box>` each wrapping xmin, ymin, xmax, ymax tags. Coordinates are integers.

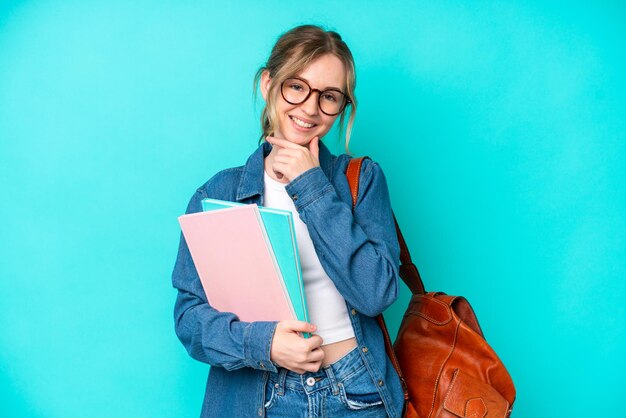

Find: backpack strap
<box><xmin>346</xmin><ymin>156</ymin><xmax>417</xmax><ymax>411</ymax></box>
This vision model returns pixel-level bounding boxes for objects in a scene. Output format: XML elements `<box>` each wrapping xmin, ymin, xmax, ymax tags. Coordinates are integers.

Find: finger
<box><xmin>266</xmin><ymin>136</ymin><xmax>306</xmax><ymax>150</ymax></box>
<box><xmin>272</xmin><ymin>163</ymin><xmax>297</xmax><ymax>181</ymax></box>
<box><xmin>308</xmin><ymin>136</ymin><xmax>320</xmax><ymax>160</ymax></box>
<box><xmin>305</xmin><ymin>362</ymin><xmax>322</xmax><ymax>373</ymax></box>
<box><xmin>275</xmin><ymin>147</ymin><xmax>304</xmax><ymax>158</ymax></box>
<box><xmin>271</xmin><ymin>161</ymin><xmax>287</xmax><ymax>178</ymax></box>
<box><xmin>265</xmin><ymin>136</ymin><xmax>283</xmax><ymax>151</ymax></box>
<box><xmin>306</xmin><ymin>335</ymin><xmax>324</xmax><ymax>349</ymax></box>
<box><xmin>272</xmin><ymin>162</ymin><xmax>289</xmax><ymax>179</ymax></box>
<box><xmin>265</xmin><ymin>135</ymin><xmax>279</xmax><ymax>144</ymax></box>
<box><xmin>308</xmin><ymin>348</ymin><xmax>325</xmax><ymax>363</ymax></box>
<box><xmin>280</xmin><ymin>320</ymin><xmax>317</xmax><ymax>333</ymax></box>
<box><xmin>273</xmin><ymin>154</ymin><xmax>297</xmax><ymax>163</ymax></box>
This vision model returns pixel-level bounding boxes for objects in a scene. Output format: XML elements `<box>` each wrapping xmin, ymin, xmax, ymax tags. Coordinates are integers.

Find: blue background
<box><xmin>1</xmin><ymin>1</ymin><xmax>624</xmax><ymax>417</ymax></box>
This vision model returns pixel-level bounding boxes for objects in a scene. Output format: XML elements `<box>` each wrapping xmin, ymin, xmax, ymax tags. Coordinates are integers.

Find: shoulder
<box><xmin>359</xmin><ymin>156</ymin><xmax>384</xmax><ymax>179</ymax></box>
<box><xmin>361</xmin><ymin>159</ymin><xmax>388</xmax><ymax>190</ymax></box>
<box><xmin>183</xmin><ymin>166</ymin><xmax>244</xmax><ymax>214</ymax></box>
<box><xmin>339</xmin><ymin>154</ymin><xmax>387</xmax><ymax>186</ymax></box>
<box><xmin>197</xmin><ymin>166</ymin><xmax>244</xmax><ymax>198</ymax></box>
<box><xmin>329</xmin><ymin>153</ymin><xmax>391</xmax><ymax>207</ymax></box>
<box><xmin>353</xmin><ymin>157</ymin><xmax>392</xmax><ymax>210</ymax></box>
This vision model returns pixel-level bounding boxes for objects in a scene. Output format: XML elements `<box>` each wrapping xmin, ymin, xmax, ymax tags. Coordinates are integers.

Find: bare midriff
<box><xmin>321</xmin><ymin>337</ymin><xmax>358</xmax><ymax>367</ymax></box>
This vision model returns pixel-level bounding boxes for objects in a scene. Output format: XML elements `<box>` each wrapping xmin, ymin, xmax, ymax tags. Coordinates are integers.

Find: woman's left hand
<box><xmin>266</xmin><ymin>135</ymin><xmax>320</xmax><ymax>182</ymax></box>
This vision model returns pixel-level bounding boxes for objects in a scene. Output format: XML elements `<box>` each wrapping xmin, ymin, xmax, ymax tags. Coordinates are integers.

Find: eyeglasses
<box><xmin>280</xmin><ymin>77</ymin><xmax>351</xmax><ymax>116</ymax></box>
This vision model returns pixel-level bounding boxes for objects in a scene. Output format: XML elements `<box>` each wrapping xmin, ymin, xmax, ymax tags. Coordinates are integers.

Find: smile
<box><xmin>289</xmin><ymin>115</ymin><xmax>317</xmax><ymax>129</ymax></box>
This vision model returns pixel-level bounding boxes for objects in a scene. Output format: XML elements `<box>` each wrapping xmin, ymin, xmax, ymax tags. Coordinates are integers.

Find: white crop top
<box><xmin>263</xmin><ymin>170</ymin><xmax>356</xmax><ymax>345</ymax></box>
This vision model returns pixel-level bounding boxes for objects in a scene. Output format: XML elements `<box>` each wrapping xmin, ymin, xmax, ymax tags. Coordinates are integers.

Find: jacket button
<box><xmin>292</xmin><ymin>194</ymin><xmax>298</xmax><ymax>201</ymax></box>
<box><xmin>306</xmin><ymin>377</ymin><xmax>316</xmax><ymax>386</ymax></box>
<box><xmin>362</xmin><ymin>346</ymin><xmax>368</xmax><ymax>353</ymax></box>
<box><xmin>259</xmin><ymin>362</ymin><xmax>265</xmax><ymax>369</ymax></box>
<box><xmin>378</xmin><ymin>380</ymin><xmax>384</xmax><ymax>386</ymax></box>
<box><xmin>351</xmin><ymin>308</ymin><xmax>357</xmax><ymax>315</ymax></box>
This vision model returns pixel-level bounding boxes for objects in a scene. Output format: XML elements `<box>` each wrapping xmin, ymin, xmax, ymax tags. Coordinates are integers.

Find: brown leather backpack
<box><xmin>346</xmin><ymin>157</ymin><xmax>516</xmax><ymax>418</ymax></box>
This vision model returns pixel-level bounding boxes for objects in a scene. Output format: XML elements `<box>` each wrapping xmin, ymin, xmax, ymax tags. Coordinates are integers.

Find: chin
<box><xmin>283</xmin><ymin>131</ymin><xmax>315</xmax><ymax>145</ymax></box>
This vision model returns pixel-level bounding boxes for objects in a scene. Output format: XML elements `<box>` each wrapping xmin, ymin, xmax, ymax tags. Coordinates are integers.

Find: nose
<box><xmin>300</xmin><ymin>90</ymin><xmax>319</xmax><ymax>115</ymax></box>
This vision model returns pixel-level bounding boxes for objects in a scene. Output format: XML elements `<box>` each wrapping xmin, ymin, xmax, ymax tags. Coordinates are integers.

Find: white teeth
<box><xmin>291</xmin><ymin>116</ymin><xmax>315</xmax><ymax>128</ymax></box>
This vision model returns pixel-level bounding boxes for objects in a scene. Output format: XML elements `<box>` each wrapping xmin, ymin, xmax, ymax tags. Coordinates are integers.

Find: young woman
<box><xmin>172</xmin><ymin>25</ymin><xmax>404</xmax><ymax>418</ymax></box>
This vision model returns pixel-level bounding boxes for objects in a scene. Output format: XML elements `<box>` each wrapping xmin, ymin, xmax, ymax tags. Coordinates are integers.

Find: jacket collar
<box><xmin>236</xmin><ymin>140</ymin><xmax>336</xmax><ymax>201</ymax></box>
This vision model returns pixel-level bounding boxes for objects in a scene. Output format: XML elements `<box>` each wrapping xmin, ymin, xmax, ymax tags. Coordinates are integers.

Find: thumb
<box><xmin>281</xmin><ymin>320</ymin><xmax>317</xmax><ymax>333</ymax></box>
<box><xmin>308</xmin><ymin>136</ymin><xmax>320</xmax><ymax>160</ymax></box>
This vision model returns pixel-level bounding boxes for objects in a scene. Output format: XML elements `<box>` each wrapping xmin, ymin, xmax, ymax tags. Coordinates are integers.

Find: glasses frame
<box><xmin>280</xmin><ymin>77</ymin><xmax>352</xmax><ymax>116</ymax></box>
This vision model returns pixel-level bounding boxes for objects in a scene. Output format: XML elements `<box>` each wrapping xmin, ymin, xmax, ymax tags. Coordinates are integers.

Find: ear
<box><xmin>260</xmin><ymin>70</ymin><xmax>271</xmax><ymax>101</ymax></box>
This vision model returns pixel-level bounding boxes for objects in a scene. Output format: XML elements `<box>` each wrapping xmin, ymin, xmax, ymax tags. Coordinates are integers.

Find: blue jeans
<box><xmin>264</xmin><ymin>346</ymin><xmax>388</xmax><ymax>417</ymax></box>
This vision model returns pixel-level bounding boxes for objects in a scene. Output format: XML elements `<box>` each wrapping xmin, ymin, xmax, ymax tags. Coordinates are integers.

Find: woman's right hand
<box><xmin>270</xmin><ymin>320</ymin><xmax>325</xmax><ymax>374</ymax></box>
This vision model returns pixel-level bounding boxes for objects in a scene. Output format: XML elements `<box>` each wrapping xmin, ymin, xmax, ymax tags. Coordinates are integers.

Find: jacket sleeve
<box><xmin>284</xmin><ymin>159</ymin><xmax>401</xmax><ymax>317</ymax></box>
<box><xmin>171</xmin><ymin>190</ymin><xmax>279</xmax><ymax>373</ymax></box>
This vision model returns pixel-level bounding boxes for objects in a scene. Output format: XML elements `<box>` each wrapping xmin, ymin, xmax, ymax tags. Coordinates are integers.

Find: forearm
<box><xmin>173</xmin><ymin>288</ymin><xmax>278</xmax><ymax>372</ymax></box>
<box><xmin>285</xmin><ymin>163</ymin><xmax>401</xmax><ymax>317</ymax></box>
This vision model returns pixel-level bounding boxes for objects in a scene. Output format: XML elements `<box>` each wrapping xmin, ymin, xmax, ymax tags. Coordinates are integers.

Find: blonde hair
<box><xmin>254</xmin><ymin>25</ymin><xmax>357</xmax><ymax>154</ymax></box>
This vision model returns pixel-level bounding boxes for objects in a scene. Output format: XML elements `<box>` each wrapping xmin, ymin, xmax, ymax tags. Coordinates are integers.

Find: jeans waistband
<box><xmin>269</xmin><ymin>346</ymin><xmax>363</xmax><ymax>395</ymax></box>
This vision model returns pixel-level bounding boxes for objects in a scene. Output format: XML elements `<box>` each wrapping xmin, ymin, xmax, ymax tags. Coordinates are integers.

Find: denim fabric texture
<box><xmin>172</xmin><ymin>140</ymin><xmax>403</xmax><ymax>417</ymax></box>
<box><xmin>264</xmin><ymin>346</ymin><xmax>387</xmax><ymax>417</ymax></box>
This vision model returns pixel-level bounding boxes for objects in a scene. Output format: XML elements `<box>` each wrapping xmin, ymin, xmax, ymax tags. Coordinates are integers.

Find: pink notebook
<box><xmin>178</xmin><ymin>204</ymin><xmax>295</xmax><ymax>322</ymax></box>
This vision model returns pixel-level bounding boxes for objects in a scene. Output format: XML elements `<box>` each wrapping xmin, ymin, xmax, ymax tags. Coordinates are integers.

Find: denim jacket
<box><xmin>172</xmin><ymin>140</ymin><xmax>403</xmax><ymax>417</ymax></box>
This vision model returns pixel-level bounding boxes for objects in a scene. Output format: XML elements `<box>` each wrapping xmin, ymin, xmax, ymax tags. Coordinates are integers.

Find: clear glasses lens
<box><xmin>281</xmin><ymin>78</ymin><xmax>346</xmax><ymax>115</ymax></box>
<box><xmin>282</xmin><ymin>78</ymin><xmax>308</xmax><ymax>103</ymax></box>
<box><xmin>319</xmin><ymin>91</ymin><xmax>344</xmax><ymax>115</ymax></box>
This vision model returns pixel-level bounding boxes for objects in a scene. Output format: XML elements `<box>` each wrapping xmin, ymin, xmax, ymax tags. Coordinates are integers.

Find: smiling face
<box><xmin>261</xmin><ymin>53</ymin><xmax>347</xmax><ymax>147</ymax></box>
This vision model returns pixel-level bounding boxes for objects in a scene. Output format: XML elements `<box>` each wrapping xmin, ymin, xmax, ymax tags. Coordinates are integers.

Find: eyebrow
<box><xmin>297</xmin><ymin>76</ymin><xmax>344</xmax><ymax>91</ymax></box>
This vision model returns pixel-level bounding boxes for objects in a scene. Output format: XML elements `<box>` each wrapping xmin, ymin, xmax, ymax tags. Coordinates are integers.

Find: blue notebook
<box><xmin>201</xmin><ymin>198</ymin><xmax>310</xmax><ymax>337</ymax></box>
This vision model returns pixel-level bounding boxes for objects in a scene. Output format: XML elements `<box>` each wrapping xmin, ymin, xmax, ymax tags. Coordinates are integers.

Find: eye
<box><xmin>321</xmin><ymin>91</ymin><xmax>340</xmax><ymax>102</ymax></box>
<box><xmin>288</xmin><ymin>81</ymin><xmax>305</xmax><ymax>91</ymax></box>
